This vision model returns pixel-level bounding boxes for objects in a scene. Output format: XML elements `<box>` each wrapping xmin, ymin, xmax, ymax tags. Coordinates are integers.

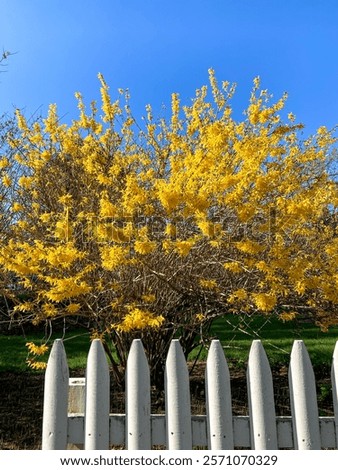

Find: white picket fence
<box><xmin>42</xmin><ymin>338</ymin><xmax>338</xmax><ymax>450</ymax></box>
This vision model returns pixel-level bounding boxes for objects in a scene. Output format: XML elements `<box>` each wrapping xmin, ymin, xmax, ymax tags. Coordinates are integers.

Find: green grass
<box><xmin>1</xmin><ymin>315</ymin><xmax>338</xmax><ymax>372</ymax></box>
<box><xmin>196</xmin><ymin>314</ymin><xmax>338</xmax><ymax>369</ymax></box>
<box><xmin>0</xmin><ymin>329</ymin><xmax>91</xmax><ymax>372</ymax></box>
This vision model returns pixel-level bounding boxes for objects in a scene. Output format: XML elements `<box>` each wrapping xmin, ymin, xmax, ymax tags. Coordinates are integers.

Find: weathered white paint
<box><xmin>205</xmin><ymin>339</ymin><xmax>233</xmax><ymax>449</ymax></box>
<box><xmin>42</xmin><ymin>339</ymin><xmax>69</xmax><ymax>450</ymax></box>
<box><xmin>289</xmin><ymin>340</ymin><xmax>321</xmax><ymax>449</ymax></box>
<box><xmin>42</xmin><ymin>338</ymin><xmax>338</xmax><ymax>450</ymax></box>
<box><xmin>126</xmin><ymin>339</ymin><xmax>151</xmax><ymax>449</ymax></box>
<box><xmin>84</xmin><ymin>339</ymin><xmax>110</xmax><ymax>450</ymax></box>
<box><xmin>247</xmin><ymin>340</ymin><xmax>278</xmax><ymax>449</ymax></box>
<box><xmin>331</xmin><ymin>341</ymin><xmax>338</xmax><ymax>449</ymax></box>
<box><xmin>165</xmin><ymin>339</ymin><xmax>192</xmax><ymax>449</ymax></box>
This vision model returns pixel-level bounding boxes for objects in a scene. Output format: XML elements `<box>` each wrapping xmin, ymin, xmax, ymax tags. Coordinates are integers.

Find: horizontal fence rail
<box><xmin>42</xmin><ymin>338</ymin><xmax>338</xmax><ymax>450</ymax></box>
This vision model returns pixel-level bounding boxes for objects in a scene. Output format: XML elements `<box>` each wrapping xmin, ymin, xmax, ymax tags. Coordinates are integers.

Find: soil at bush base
<box><xmin>0</xmin><ymin>365</ymin><xmax>333</xmax><ymax>450</ymax></box>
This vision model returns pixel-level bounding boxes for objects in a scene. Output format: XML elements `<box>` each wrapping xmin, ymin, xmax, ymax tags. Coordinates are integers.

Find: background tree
<box><xmin>1</xmin><ymin>71</ymin><xmax>337</xmax><ymax>384</ymax></box>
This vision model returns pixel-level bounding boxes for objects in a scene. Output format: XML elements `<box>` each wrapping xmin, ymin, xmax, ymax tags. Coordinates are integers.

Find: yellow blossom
<box><xmin>58</xmin><ymin>194</ymin><xmax>73</xmax><ymax>206</ymax></box>
<box><xmin>100</xmin><ymin>245</ymin><xmax>129</xmax><ymax>270</ymax></box>
<box><xmin>18</xmin><ymin>175</ymin><xmax>33</xmax><ymax>189</ymax></box>
<box><xmin>99</xmin><ymin>196</ymin><xmax>117</xmax><ymax>217</ymax></box>
<box><xmin>199</xmin><ymin>278</ymin><xmax>218</xmax><ymax>290</ymax></box>
<box><xmin>165</xmin><ymin>223</ymin><xmax>177</xmax><ymax>238</ymax></box>
<box><xmin>54</xmin><ymin>218</ymin><xmax>72</xmax><ymax>241</ymax></box>
<box><xmin>12</xmin><ymin>202</ymin><xmax>23</xmax><ymax>212</ymax></box>
<box><xmin>26</xmin><ymin>360</ymin><xmax>48</xmax><ymax>370</ymax></box>
<box><xmin>279</xmin><ymin>311</ymin><xmax>297</xmax><ymax>322</ymax></box>
<box><xmin>197</xmin><ymin>220</ymin><xmax>221</xmax><ymax>238</ymax></box>
<box><xmin>196</xmin><ymin>312</ymin><xmax>206</xmax><ymax>322</ymax></box>
<box><xmin>26</xmin><ymin>342</ymin><xmax>49</xmax><ymax>356</ymax></box>
<box><xmin>228</xmin><ymin>289</ymin><xmax>248</xmax><ymax>303</ymax></box>
<box><xmin>66</xmin><ymin>303</ymin><xmax>81</xmax><ymax>314</ymax></box>
<box><xmin>141</xmin><ymin>293</ymin><xmax>156</xmax><ymax>303</ymax></box>
<box><xmin>174</xmin><ymin>239</ymin><xmax>194</xmax><ymax>256</ymax></box>
<box><xmin>235</xmin><ymin>239</ymin><xmax>264</xmax><ymax>255</ymax></box>
<box><xmin>156</xmin><ymin>181</ymin><xmax>181</xmax><ymax>212</ymax></box>
<box><xmin>14</xmin><ymin>302</ymin><xmax>35</xmax><ymax>313</ymax></box>
<box><xmin>223</xmin><ymin>261</ymin><xmax>242</xmax><ymax>273</ymax></box>
<box><xmin>115</xmin><ymin>307</ymin><xmax>164</xmax><ymax>332</ymax></box>
<box><xmin>2</xmin><ymin>174</ymin><xmax>11</xmax><ymax>187</ymax></box>
<box><xmin>252</xmin><ymin>292</ymin><xmax>277</xmax><ymax>312</ymax></box>
<box><xmin>43</xmin><ymin>277</ymin><xmax>92</xmax><ymax>302</ymax></box>
<box><xmin>0</xmin><ymin>157</ymin><xmax>9</xmax><ymax>169</ymax></box>
<box><xmin>134</xmin><ymin>240</ymin><xmax>156</xmax><ymax>255</ymax></box>
<box><xmin>96</xmin><ymin>223</ymin><xmax>130</xmax><ymax>243</ymax></box>
<box><xmin>45</xmin><ymin>244</ymin><xmax>84</xmax><ymax>268</ymax></box>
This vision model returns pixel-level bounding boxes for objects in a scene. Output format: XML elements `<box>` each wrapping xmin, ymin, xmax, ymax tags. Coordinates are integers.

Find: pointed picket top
<box><xmin>126</xmin><ymin>339</ymin><xmax>151</xmax><ymax>450</ymax></box>
<box><xmin>289</xmin><ymin>340</ymin><xmax>321</xmax><ymax>449</ymax></box>
<box><xmin>165</xmin><ymin>339</ymin><xmax>192</xmax><ymax>449</ymax></box>
<box><xmin>331</xmin><ymin>341</ymin><xmax>338</xmax><ymax>449</ymax></box>
<box><xmin>205</xmin><ymin>339</ymin><xmax>234</xmax><ymax>449</ymax></box>
<box><xmin>247</xmin><ymin>340</ymin><xmax>277</xmax><ymax>449</ymax></box>
<box><xmin>42</xmin><ymin>339</ymin><xmax>69</xmax><ymax>450</ymax></box>
<box><xmin>84</xmin><ymin>339</ymin><xmax>110</xmax><ymax>450</ymax></box>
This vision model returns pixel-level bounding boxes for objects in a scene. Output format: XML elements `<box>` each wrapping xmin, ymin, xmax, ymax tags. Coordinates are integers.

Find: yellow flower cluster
<box><xmin>227</xmin><ymin>289</ymin><xmax>248</xmax><ymax>303</ymax></box>
<box><xmin>279</xmin><ymin>311</ymin><xmax>297</xmax><ymax>322</ymax></box>
<box><xmin>134</xmin><ymin>240</ymin><xmax>156</xmax><ymax>255</ymax></box>
<box><xmin>141</xmin><ymin>293</ymin><xmax>156</xmax><ymax>303</ymax></box>
<box><xmin>252</xmin><ymin>293</ymin><xmax>277</xmax><ymax>312</ymax></box>
<box><xmin>42</xmin><ymin>276</ymin><xmax>92</xmax><ymax>302</ymax></box>
<box><xmin>26</xmin><ymin>360</ymin><xmax>47</xmax><ymax>370</ymax></box>
<box><xmin>196</xmin><ymin>312</ymin><xmax>207</xmax><ymax>322</ymax></box>
<box><xmin>26</xmin><ymin>342</ymin><xmax>49</xmax><ymax>355</ymax></box>
<box><xmin>115</xmin><ymin>308</ymin><xmax>164</xmax><ymax>332</ymax></box>
<box><xmin>100</xmin><ymin>245</ymin><xmax>129</xmax><ymax>270</ymax></box>
<box><xmin>26</xmin><ymin>342</ymin><xmax>49</xmax><ymax>370</ymax></box>
<box><xmin>199</xmin><ymin>278</ymin><xmax>218</xmax><ymax>290</ymax></box>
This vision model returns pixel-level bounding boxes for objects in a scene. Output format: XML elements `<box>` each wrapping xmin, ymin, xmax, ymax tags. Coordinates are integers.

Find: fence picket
<box><xmin>331</xmin><ymin>341</ymin><xmax>338</xmax><ymax>449</ymax></box>
<box><xmin>247</xmin><ymin>340</ymin><xmax>278</xmax><ymax>449</ymax></box>
<box><xmin>42</xmin><ymin>339</ymin><xmax>69</xmax><ymax>450</ymax></box>
<box><xmin>289</xmin><ymin>340</ymin><xmax>321</xmax><ymax>449</ymax></box>
<box><xmin>205</xmin><ymin>339</ymin><xmax>234</xmax><ymax>449</ymax></box>
<box><xmin>42</xmin><ymin>337</ymin><xmax>338</xmax><ymax>450</ymax></box>
<box><xmin>84</xmin><ymin>339</ymin><xmax>110</xmax><ymax>450</ymax></box>
<box><xmin>165</xmin><ymin>339</ymin><xmax>192</xmax><ymax>449</ymax></box>
<box><xmin>126</xmin><ymin>339</ymin><xmax>151</xmax><ymax>449</ymax></box>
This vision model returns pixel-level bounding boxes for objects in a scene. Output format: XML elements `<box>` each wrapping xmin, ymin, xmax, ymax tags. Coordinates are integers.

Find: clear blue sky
<box><xmin>1</xmin><ymin>0</ymin><xmax>338</xmax><ymax>136</ymax></box>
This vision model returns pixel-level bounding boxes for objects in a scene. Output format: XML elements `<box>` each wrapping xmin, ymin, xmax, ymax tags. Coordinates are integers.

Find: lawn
<box><xmin>206</xmin><ymin>314</ymin><xmax>338</xmax><ymax>369</ymax></box>
<box><xmin>0</xmin><ymin>328</ymin><xmax>91</xmax><ymax>372</ymax></box>
<box><xmin>1</xmin><ymin>314</ymin><xmax>338</xmax><ymax>372</ymax></box>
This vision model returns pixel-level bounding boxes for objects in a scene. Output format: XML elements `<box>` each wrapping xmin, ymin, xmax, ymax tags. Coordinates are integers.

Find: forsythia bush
<box><xmin>0</xmin><ymin>115</ymin><xmax>21</xmax><ymax>320</ymax></box>
<box><xmin>1</xmin><ymin>70</ymin><xmax>337</xmax><ymax>382</ymax></box>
